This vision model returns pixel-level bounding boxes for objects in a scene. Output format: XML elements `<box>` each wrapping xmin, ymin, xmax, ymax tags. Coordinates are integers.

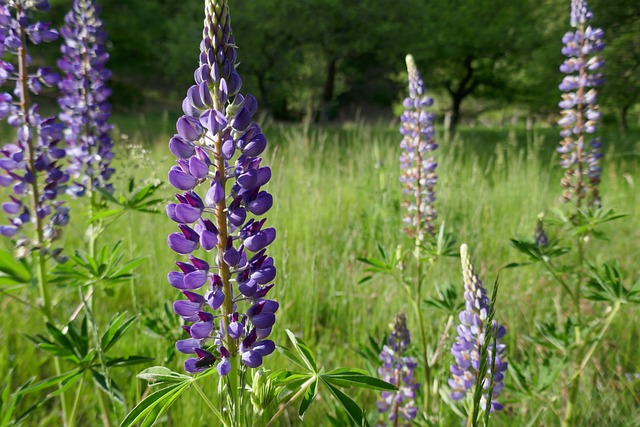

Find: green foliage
<box><xmin>51</xmin><ymin>242</ymin><xmax>144</xmax><ymax>289</ymax></box>
<box><xmin>273</xmin><ymin>330</ymin><xmax>396</xmax><ymax>426</ymax></box>
<box><xmin>23</xmin><ymin>316</ymin><xmax>152</xmax><ymax>404</ymax></box>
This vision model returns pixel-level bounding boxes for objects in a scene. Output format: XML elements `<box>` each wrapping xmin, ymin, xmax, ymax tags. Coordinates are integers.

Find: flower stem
<box><xmin>563</xmin><ymin>302</ymin><xmax>620</xmax><ymax>426</ymax></box>
<box><xmin>68</xmin><ymin>375</ymin><xmax>85</xmax><ymax>427</ymax></box>
<box><xmin>17</xmin><ymin>8</ymin><xmax>69</xmax><ymax>425</ymax></box>
<box><xmin>265</xmin><ymin>376</ymin><xmax>315</xmax><ymax>427</ymax></box>
<box><xmin>192</xmin><ymin>380</ymin><xmax>225</xmax><ymax>424</ymax></box>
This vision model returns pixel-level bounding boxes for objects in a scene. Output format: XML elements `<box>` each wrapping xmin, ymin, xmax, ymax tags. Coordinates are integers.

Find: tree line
<box><xmin>45</xmin><ymin>0</ymin><xmax>639</xmax><ymax>129</ymax></box>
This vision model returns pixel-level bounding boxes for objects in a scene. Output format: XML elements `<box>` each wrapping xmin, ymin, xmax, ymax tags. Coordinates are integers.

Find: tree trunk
<box><xmin>319</xmin><ymin>58</ymin><xmax>337</xmax><ymax>123</ymax></box>
<box><xmin>619</xmin><ymin>105</ymin><xmax>629</xmax><ymax>134</ymax></box>
<box><xmin>449</xmin><ymin>94</ymin><xmax>463</xmax><ymax>135</ymax></box>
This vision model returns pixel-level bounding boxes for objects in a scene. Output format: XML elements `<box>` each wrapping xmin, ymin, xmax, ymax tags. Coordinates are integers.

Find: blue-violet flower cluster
<box><xmin>400</xmin><ymin>54</ymin><xmax>437</xmax><ymax>240</ymax></box>
<box><xmin>58</xmin><ymin>0</ymin><xmax>114</xmax><ymax>195</ymax></box>
<box><xmin>0</xmin><ymin>0</ymin><xmax>69</xmax><ymax>248</ymax></box>
<box><xmin>376</xmin><ymin>312</ymin><xmax>419</xmax><ymax>426</ymax></box>
<box><xmin>168</xmin><ymin>0</ymin><xmax>277</xmax><ymax>375</ymax></box>
<box><xmin>449</xmin><ymin>244</ymin><xmax>507</xmax><ymax>412</ymax></box>
<box><xmin>558</xmin><ymin>0</ymin><xmax>605</xmax><ymax>207</ymax></box>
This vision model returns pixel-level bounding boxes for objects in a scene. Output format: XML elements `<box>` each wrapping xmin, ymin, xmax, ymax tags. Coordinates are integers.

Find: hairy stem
<box><xmin>17</xmin><ymin>9</ymin><xmax>69</xmax><ymax>425</ymax></box>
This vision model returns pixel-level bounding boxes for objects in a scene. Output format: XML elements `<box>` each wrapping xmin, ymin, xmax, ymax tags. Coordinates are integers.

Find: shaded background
<box><xmin>40</xmin><ymin>0</ymin><xmax>640</xmax><ymax>131</ymax></box>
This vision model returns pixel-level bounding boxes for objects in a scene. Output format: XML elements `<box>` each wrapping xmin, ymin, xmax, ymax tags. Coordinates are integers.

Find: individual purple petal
<box><xmin>177</xmin><ymin>116</ymin><xmax>204</xmax><ymax>142</ymax></box>
<box><xmin>246</xmin><ymin>191</ymin><xmax>272</xmax><ymax>215</ymax></box>
<box><xmin>241</xmin><ymin>351</ymin><xmax>262</xmax><ymax>368</ymax></box>
<box><xmin>176</xmin><ymin>338</ymin><xmax>201</xmax><ymax>354</ymax></box>
<box><xmin>170</xmin><ymin>135</ymin><xmax>196</xmax><ymax>158</ymax></box>
<box><xmin>252</xmin><ymin>340</ymin><xmax>275</xmax><ymax>356</ymax></box>
<box><xmin>168</xmin><ymin>167</ymin><xmax>197</xmax><ymax>191</ymax></box>
<box><xmin>168</xmin><ymin>232</ymin><xmax>198</xmax><ymax>254</ymax></box>
<box><xmin>183</xmin><ymin>270</ymin><xmax>208</xmax><ymax>289</ymax></box>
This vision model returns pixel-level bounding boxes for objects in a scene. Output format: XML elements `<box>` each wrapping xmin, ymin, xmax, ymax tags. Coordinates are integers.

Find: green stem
<box><xmin>68</xmin><ymin>375</ymin><xmax>85</xmax><ymax>427</ymax></box>
<box><xmin>573</xmin><ymin>302</ymin><xmax>620</xmax><ymax>382</ymax></box>
<box><xmin>192</xmin><ymin>381</ymin><xmax>225</xmax><ymax>425</ymax></box>
<box><xmin>574</xmin><ymin>237</ymin><xmax>585</xmax><ymax>346</ymax></box>
<box><xmin>466</xmin><ymin>400</ymin><xmax>474</xmax><ymax>427</ymax></box>
<box><xmin>96</xmin><ymin>390</ymin><xmax>111</xmax><ymax>427</ymax></box>
<box><xmin>81</xmin><ymin>287</ymin><xmax>113</xmax><ymax>426</ymax></box>
<box><xmin>265</xmin><ymin>376</ymin><xmax>315</xmax><ymax>427</ymax></box>
<box><xmin>16</xmin><ymin>7</ymin><xmax>69</xmax><ymax>425</ymax></box>
<box><xmin>415</xmin><ymin>242</ymin><xmax>432</xmax><ymax>411</ymax></box>
<box><xmin>563</xmin><ymin>303</ymin><xmax>620</xmax><ymax>427</ymax></box>
<box><xmin>541</xmin><ymin>259</ymin><xmax>574</xmax><ymax>300</ymax></box>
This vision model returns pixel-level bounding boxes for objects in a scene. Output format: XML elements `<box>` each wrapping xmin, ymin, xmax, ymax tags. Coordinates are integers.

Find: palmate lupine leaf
<box><xmin>51</xmin><ymin>241</ymin><xmax>145</xmax><ymax>287</ymax></box>
<box><xmin>119</xmin><ymin>382</ymin><xmax>190</xmax><ymax>427</ymax></box>
<box><xmin>584</xmin><ymin>261</ymin><xmax>640</xmax><ymax>304</ymax></box>
<box><xmin>121</xmin><ymin>367</ymin><xmax>222</xmax><ymax>427</ymax></box>
<box><xmin>23</xmin><ymin>316</ymin><xmax>151</xmax><ymax>401</ymax></box>
<box><xmin>0</xmin><ymin>250</ymin><xmax>31</xmax><ymax>287</ymax></box>
<box><xmin>423</xmin><ymin>283</ymin><xmax>464</xmax><ymax>315</ymax></box>
<box><xmin>273</xmin><ymin>330</ymin><xmax>396</xmax><ymax>425</ymax></box>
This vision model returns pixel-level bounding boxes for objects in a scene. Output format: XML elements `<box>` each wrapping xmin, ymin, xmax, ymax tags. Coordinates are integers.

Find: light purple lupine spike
<box><xmin>558</xmin><ymin>0</ymin><xmax>604</xmax><ymax>207</ymax></box>
<box><xmin>449</xmin><ymin>244</ymin><xmax>507</xmax><ymax>413</ymax></box>
<box><xmin>376</xmin><ymin>313</ymin><xmax>419</xmax><ymax>426</ymax></box>
<box><xmin>167</xmin><ymin>0</ymin><xmax>277</xmax><ymax>375</ymax></box>
<box><xmin>58</xmin><ymin>0</ymin><xmax>114</xmax><ymax>195</ymax></box>
<box><xmin>400</xmin><ymin>54</ymin><xmax>437</xmax><ymax>240</ymax></box>
<box><xmin>0</xmin><ymin>1</ymin><xmax>70</xmax><ymax>250</ymax></box>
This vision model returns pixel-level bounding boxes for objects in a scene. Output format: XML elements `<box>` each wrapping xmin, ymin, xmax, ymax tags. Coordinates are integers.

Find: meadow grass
<box><xmin>1</xmin><ymin>115</ymin><xmax>638</xmax><ymax>426</ymax></box>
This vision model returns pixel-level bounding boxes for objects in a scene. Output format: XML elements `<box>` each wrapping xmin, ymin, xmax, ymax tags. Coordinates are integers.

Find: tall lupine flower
<box><xmin>558</xmin><ymin>0</ymin><xmax>605</xmax><ymax>207</ymax></box>
<box><xmin>168</xmin><ymin>0</ymin><xmax>277</xmax><ymax>375</ymax></box>
<box><xmin>399</xmin><ymin>54</ymin><xmax>437</xmax><ymax>240</ymax></box>
<box><xmin>449</xmin><ymin>244</ymin><xmax>507</xmax><ymax>412</ymax></box>
<box><xmin>0</xmin><ymin>0</ymin><xmax>69</xmax><ymax>249</ymax></box>
<box><xmin>58</xmin><ymin>0</ymin><xmax>114</xmax><ymax>195</ymax></box>
<box><xmin>376</xmin><ymin>313</ymin><xmax>419</xmax><ymax>426</ymax></box>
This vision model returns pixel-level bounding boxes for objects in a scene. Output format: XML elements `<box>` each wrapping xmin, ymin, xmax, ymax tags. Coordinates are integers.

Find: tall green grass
<box><xmin>1</xmin><ymin>116</ymin><xmax>638</xmax><ymax>425</ymax></box>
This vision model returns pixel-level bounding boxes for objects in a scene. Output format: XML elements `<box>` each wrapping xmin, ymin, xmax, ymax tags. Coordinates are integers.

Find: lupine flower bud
<box><xmin>558</xmin><ymin>0</ymin><xmax>604</xmax><ymax>207</ymax></box>
<box><xmin>449</xmin><ymin>244</ymin><xmax>507</xmax><ymax>412</ymax></box>
<box><xmin>400</xmin><ymin>54</ymin><xmax>437</xmax><ymax>240</ymax></box>
<box><xmin>58</xmin><ymin>0</ymin><xmax>114</xmax><ymax>194</ymax></box>
<box><xmin>376</xmin><ymin>313</ymin><xmax>419</xmax><ymax>426</ymax></box>
<box><xmin>534</xmin><ymin>213</ymin><xmax>549</xmax><ymax>247</ymax></box>
<box><xmin>168</xmin><ymin>0</ymin><xmax>277</xmax><ymax>375</ymax></box>
<box><xmin>0</xmin><ymin>1</ymin><xmax>69</xmax><ymax>248</ymax></box>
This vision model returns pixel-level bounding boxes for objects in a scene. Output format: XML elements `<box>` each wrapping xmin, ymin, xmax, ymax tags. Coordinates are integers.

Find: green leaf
<box><xmin>321</xmin><ymin>368</ymin><xmax>396</xmax><ymax>391</ymax></box>
<box><xmin>16</xmin><ymin>370</ymin><xmax>82</xmax><ymax>396</ymax></box>
<box><xmin>136</xmin><ymin>366</ymin><xmax>191</xmax><ymax>385</ymax></box>
<box><xmin>277</xmin><ymin>345</ymin><xmax>309</xmax><ymax>372</ymax></box>
<box><xmin>298</xmin><ymin>378</ymin><xmax>318</xmax><ymax>420</ymax></box>
<box><xmin>320</xmin><ymin>379</ymin><xmax>369</xmax><ymax>427</ymax></box>
<box><xmin>0</xmin><ymin>250</ymin><xmax>31</xmax><ymax>285</ymax></box>
<box><xmin>285</xmin><ymin>330</ymin><xmax>317</xmax><ymax>373</ymax></box>
<box><xmin>119</xmin><ymin>382</ymin><xmax>189</xmax><ymax>427</ymax></box>
<box><xmin>106</xmin><ymin>356</ymin><xmax>154</xmax><ymax>368</ymax></box>
<box><xmin>47</xmin><ymin>371</ymin><xmax>83</xmax><ymax>397</ymax></box>
<box><xmin>91</xmin><ymin>370</ymin><xmax>124</xmax><ymax>404</ymax></box>
<box><xmin>101</xmin><ymin>314</ymin><xmax>138</xmax><ymax>352</ymax></box>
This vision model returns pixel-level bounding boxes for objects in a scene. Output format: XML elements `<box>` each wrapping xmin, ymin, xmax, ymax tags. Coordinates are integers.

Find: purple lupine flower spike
<box><xmin>449</xmin><ymin>244</ymin><xmax>507</xmax><ymax>412</ymax></box>
<box><xmin>400</xmin><ymin>54</ymin><xmax>437</xmax><ymax>240</ymax></box>
<box><xmin>376</xmin><ymin>313</ymin><xmax>419</xmax><ymax>426</ymax></box>
<box><xmin>167</xmin><ymin>0</ymin><xmax>277</xmax><ymax>375</ymax></box>
<box><xmin>0</xmin><ymin>1</ymin><xmax>69</xmax><ymax>249</ymax></box>
<box><xmin>558</xmin><ymin>0</ymin><xmax>605</xmax><ymax>207</ymax></box>
<box><xmin>58</xmin><ymin>0</ymin><xmax>114</xmax><ymax>195</ymax></box>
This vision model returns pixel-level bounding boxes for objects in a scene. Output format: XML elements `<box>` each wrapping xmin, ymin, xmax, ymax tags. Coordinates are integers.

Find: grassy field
<box><xmin>1</xmin><ymin>115</ymin><xmax>639</xmax><ymax>426</ymax></box>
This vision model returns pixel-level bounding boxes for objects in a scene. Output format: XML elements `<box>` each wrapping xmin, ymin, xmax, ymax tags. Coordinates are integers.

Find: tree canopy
<box><xmin>43</xmin><ymin>0</ymin><xmax>640</xmax><ymax>127</ymax></box>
